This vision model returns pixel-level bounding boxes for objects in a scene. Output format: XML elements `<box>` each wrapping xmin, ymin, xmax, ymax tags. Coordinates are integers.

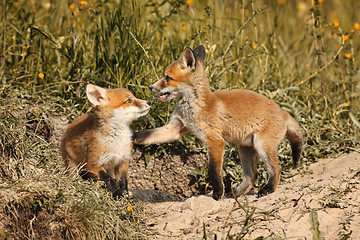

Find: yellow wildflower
<box><xmin>318</xmin><ymin>0</ymin><xmax>324</xmax><ymax>3</ymax></box>
<box><xmin>127</xmin><ymin>205</ymin><xmax>133</xmax><ymax>212</ymax></box>
<box><xmin>355</xmin><ymin>22</ymin><xmax>360</xmax><ymax>30</ymax></box>
<box><xmin>80</xmin><ymin>1</ymin><xmax>88</xmax><ymax>7</ymax></box>
<box><xmin>344</xmin><ymin>53</ymin><xmax>351</xmax><ymax>59</ymax></box>
<box><xmin>38</xmin><ymin>73</ymin><xmax>44</xmax><ymax>79</ymax></box>
<box><xmin>69</xmin><ymin>4</ymin><xmax>75</xmax><ymax>10</ymax></box>
<box><xmin>161</xmin><ymin>21</ymin><xmax>166</xmax><ymax>26</ymax></box>
<box><xmin>252</xmin><ymin>42</ymin><xmax>257</xmax><ymax>50</ymax></box>
<box><xmin>351</xmin><ymin>29</ymin><xmax>355</xmax><ymax>33</ymax></box>
<box><xmin>181</xmin><ymin>25</ymin><xmax>187</xmax><ymax>31</ymax></box>
<box><xmin>23</xmin><ymin>45</ymin><xmax>29</xmax><ymax>51</ymax></box>
<box><xmin>333</xmin><ymin>18</ymin><xmax>340</xmax><ymax>28</ymax></box>
<box><xmin>186</xmin><ymin>0</ymin><xmax>193</xmax><ymax>6</ymax></box>
<box><xmin>342</xmin><ymin>102</ymin><xmax>350</xmax><ymax>107</ymax></box>
<box><xmin>343</xmin><ymin>35</ymin><xmax>349</xmax><ymax>41</ymax></box>
<box><xmin>13</xmin><ymin>106</ymin><xmax>17</xmax><ymax>110</ymax></box>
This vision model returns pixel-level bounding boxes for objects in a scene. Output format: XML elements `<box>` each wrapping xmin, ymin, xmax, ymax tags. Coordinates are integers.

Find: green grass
<box><xmin>1</xmin><ymin>0</ymin><xmax>359</xmax><ymax>238</ymax></box>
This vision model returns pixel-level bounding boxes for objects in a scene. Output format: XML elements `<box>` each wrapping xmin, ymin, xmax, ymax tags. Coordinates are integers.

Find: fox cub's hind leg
<box><xmin>253</xmin><ymin>134</ymin><xmax>281</xmax><ymax>197</ymax></box>
<box><xmin>230</xmin><ymin>146</ymin><xmax>259</xmax><ymax>197</ymax></box>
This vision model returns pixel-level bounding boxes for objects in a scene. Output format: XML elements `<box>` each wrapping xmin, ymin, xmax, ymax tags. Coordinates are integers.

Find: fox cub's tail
<box><xmin>285</xmin><ymin>114</ymin><xmax>304</xmax><ymax>168</ymax></box>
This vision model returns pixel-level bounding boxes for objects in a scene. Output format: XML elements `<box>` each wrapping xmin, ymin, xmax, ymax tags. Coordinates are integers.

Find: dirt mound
<box><xmin>138</xmin><ymin>152</ymin><xmax>360</xmax><ymax>239</ymax></box>
<box><xmin>129</xmin><ymin>146</ymin><xmax>207</xmax><ymax>199</ymax></box>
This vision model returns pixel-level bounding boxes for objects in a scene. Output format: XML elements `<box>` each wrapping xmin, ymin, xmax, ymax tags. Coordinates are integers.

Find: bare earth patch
<box><xmin>132</xmin><ymin>152</ymin><xmax>360</xmax><ymax>239</ymax></box>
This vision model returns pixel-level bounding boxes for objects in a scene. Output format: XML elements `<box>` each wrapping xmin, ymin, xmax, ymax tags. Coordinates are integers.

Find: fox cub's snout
<box><xmin>61</xmin><ymin>84</ymin><xmax>150</xmax><ymax>198</ymax></box>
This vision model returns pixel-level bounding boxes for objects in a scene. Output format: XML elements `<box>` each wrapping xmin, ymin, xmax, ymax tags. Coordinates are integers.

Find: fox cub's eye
<box><xmin>126</xmin><ymin>99</ymin><xmax>133</xmax><ymax>103</ymax></box>
<box><xmin>165</xmin><ymin>75</ymin><xmax>172</xmax><ymax>82</ymax></box>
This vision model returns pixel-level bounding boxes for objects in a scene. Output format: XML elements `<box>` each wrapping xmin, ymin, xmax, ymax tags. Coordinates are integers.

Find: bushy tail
<box><xmin>285</xmin><ymin>115</ymin><xmax>304</xmax><ymax>168</ymax></box>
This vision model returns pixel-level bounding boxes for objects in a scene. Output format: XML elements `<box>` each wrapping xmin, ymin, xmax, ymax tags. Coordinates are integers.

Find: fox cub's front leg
<box><xmin>207</xmin><ymin>137</ymin><xmax>226</xmax><ymax>200</ymax></box>
<box><xmin>133</xmin><ymin>119</ymin><xmax>187</xmax><ymax>145</ymax></box>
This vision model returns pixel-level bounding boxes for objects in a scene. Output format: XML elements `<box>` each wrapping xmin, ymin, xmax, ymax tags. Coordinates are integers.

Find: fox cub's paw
<box><xmin>212</xmin><ymin>183</ymin><xmax>224</xmax><ymax>200</ymax></box>
<box><xmin>257</xmin><ymin>185</ymin><xmax>275</xmax><ymax>198</ymax></box>
<box><xmin>99</xmin><ymin>171</ymin><xmax>127</xmax><ymax>199</ymax></box>
<box><xmin>132</xmin><ymin>131</ymin><xmax>152</xmax><ymax>145</ymax></box>
<box><xmin>132</xmin><ymin>132</ymin><xmax>144</xmax><ymax>144</ymax></box>
<box><xmin>132</xmin><ymin>132</ymin><xmax>140</xmax><ymax>144</ymax></box>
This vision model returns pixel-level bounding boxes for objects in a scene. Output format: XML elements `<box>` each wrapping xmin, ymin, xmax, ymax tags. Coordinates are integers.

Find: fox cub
<box><xmin>133</xmin><ymin>45</ymin><xmax>303</xmax><ymax>200</ymax></box>
<box><xmin>61</xmin><ymin>84</ymin><xmax>151</xmax><ymax>197</ymax></box>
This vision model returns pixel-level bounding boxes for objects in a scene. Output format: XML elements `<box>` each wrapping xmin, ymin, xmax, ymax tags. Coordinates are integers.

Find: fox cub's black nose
<box><xmin>149</xmin><ymin>86</ymin><xmax>154</xmax><ymax>91</ymax></box>
<box><xmin>146</xmin><ymin>101</ymin><xmax>151</xmax><ymax>106</ymax></box>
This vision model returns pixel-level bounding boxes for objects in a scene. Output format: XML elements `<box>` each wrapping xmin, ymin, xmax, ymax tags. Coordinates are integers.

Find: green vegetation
<box><xmin>1</xmin><ymin>0</ymin><xmax>359</xmax><ymax>238</ymax></box>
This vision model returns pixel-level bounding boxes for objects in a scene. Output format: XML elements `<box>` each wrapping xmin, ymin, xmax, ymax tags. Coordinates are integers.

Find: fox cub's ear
<box><xmin>179</xmin><ymin>47</ymin><xmax>196</xmax><ymax>71</ymax></box>
<box><xmin>193</xmin><ymin>45</ymin><xmax>206</xmax><ymax>64</ymax></box>
<box><xmin>86</xmin><ymin>84</ymin><xmax>109</xmax><ymax>106</ymax></box>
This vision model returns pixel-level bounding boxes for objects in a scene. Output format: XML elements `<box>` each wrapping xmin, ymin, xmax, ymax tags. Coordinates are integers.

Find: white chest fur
<box><xmin>98</xmin><ymin>119</ymin><xmax>132</xmax><ymax>167</ymax></box>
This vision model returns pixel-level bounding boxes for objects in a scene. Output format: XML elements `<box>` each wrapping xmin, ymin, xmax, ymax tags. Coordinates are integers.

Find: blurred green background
<box><xmin>1</xmin><ymin>0</ymin><xmax>359</xmax><ymax>238</ymax></box>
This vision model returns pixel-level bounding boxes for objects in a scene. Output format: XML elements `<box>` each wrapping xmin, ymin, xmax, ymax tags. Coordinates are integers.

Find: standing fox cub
<box><xmin>133</xmin><ymin>45</ymin><xmax>303</xmax><ymax>200</ymax></box>
<box><xmin>61</xmin><ymin>84</ymin><xmax>151</xmax><ymax>197</ymax></box>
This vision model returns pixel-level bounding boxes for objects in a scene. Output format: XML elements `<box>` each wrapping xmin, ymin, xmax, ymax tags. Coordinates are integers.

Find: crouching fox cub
<box><xmin>61</xmin><ymin>84</ymin><xmax>151</xmax><ymax>197</ymax></box>
<box><xmin>133</xmin><ymin>45</ymin><xmax>303</xmax><ymax>200</ymax></box>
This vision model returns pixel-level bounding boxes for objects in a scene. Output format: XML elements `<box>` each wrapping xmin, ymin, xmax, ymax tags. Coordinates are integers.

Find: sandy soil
<box><xmin>132</xmin><ymin>152</ymin><xmax>360</xmax><ymax>239</ymax></box>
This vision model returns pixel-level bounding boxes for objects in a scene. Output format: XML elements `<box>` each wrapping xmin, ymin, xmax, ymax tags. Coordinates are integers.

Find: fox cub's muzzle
<box><xmin>149</xmin><ymin>85</ymin><xmax>159</xmax><ymax>93</ymax></box>
<box><xmin>149</xmin><ymin>78</ymin><xmax>175</xmax><ymax>102</ymax></box>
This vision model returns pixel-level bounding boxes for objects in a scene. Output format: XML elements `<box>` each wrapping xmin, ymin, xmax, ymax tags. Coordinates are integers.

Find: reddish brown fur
<box><xmin>62</xmin><ymin>113</ymin><xmax>105</xmax><ymax>179</ymax></box>
<box><xmin>61</xmin><ymin>84</ymin><xmax>150</xmax><ymax>197</ymax></box>
<box><xmin>134</xmin><ymin>45</ymin><xmax>303</xmax><ymax>200</ymax></box>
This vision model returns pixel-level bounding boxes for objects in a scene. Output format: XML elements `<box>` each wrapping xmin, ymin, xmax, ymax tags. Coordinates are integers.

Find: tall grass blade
<box><xmin>309</xmin><ymin>210</ymin><xmax>324</xmax><ymax>240</ymax></box>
